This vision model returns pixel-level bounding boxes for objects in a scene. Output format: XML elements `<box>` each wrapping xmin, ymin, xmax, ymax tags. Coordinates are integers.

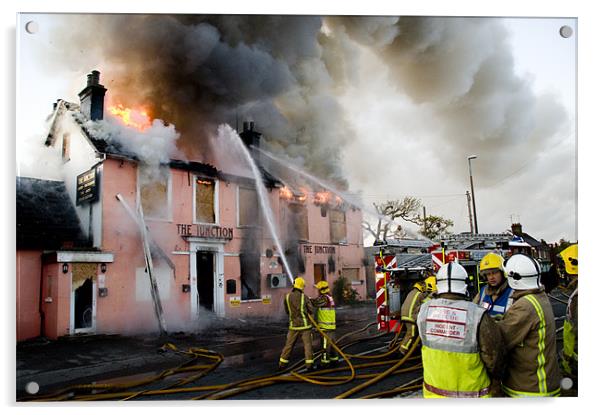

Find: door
<box><xmin>314</xmin><ymin>264</ymin><xmax>326</xmax><ymax>285</ymax></box>
<box><xmin>74</xmin><ymin>278</ymin><xmax>93</xmax><ymax>330</ymax></box>
<box><xmin>196</xmin><ymin>251</ymin><xmax>215</xmax><ymax>312</ymax></box>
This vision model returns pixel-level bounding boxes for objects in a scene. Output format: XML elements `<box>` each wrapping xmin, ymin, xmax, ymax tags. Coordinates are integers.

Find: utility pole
<box><xmin>466</xmin><ymin>191</ymin><xmax>474</xmax><ymax>234</ymax></box>
<box><xmin>468</xmin><ymin>155</ymin><xmax>479</xmax><ymax>234</ymax></box>
<box><xmin>423</xmin><ymin>206</ymin><xmax>427</xmax><ymax>235</ymax></box>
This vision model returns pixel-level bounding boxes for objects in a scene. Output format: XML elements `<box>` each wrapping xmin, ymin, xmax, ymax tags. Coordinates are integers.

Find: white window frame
<box><xmin>193</xmin><ymin>176</ymin><xmax>219</xmax><ymax>225</ymax></box>
<box><xmin>236</xmin><ymin>185</ymin><xmax>259</xmax><ymax>228</ymax></box>
<box><xmin>136</xmin><ymin>166</ymin><xmax>173</xmax><ymax>222</ymax></box>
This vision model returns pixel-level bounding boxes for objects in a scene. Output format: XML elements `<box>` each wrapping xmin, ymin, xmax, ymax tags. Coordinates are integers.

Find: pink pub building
<box><xmin>16</xmin><ymin>71</ymin><xmax>367</xmax><ymax>341</ymax></box>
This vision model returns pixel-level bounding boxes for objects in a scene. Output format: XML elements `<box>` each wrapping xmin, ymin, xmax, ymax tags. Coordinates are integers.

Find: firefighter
<box><xmin>398</xmin><ymin>276</ymin><xmax>437</xmax><ymax>356</ymax></box>
<box><xmin>417</xmin><ymin>262</ymin><xmax>505</xmax><ymax>398</ymax></box>
<box><xmin>497</xmin><ymin>253</ymin><xmax>561</xmax><ymax>397</ymax></box>
<box><xmin>312</xmin><ymin>280</ymin><xmax>338</xmax><ymax>366</ymax></box>
<box><xmin>473</xmin><ymin>252</ymin><xmax>514</xmax><ymax>319</ymax></box>
<box><xmin>558</xmin><ymin>244</ymin><xmax>578</xmax><ymax>380</ymax></box>
<box><xmin>278</xmin><ymin>277</ymin><xmax>315</xmax><ymax>371</ymax></box>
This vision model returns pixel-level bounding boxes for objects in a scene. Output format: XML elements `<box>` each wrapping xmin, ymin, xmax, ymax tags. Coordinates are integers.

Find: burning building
<box><xmin>16</xmin><ymin>71</ymin><xmax>367</xmax><ymax>341</ymax></box>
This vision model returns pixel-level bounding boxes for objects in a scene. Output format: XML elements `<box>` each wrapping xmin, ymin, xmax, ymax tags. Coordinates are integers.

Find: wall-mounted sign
<box><xmin>177</xmin><ymin>223</ymin><xmax>234</xmax><ymax>240</ymax></box>
<box><xmin>229</xmin><ymin>296</ymin><xmax>241</xmax><ymax>307</ymax></box>
<box><xmin>302</xmin><ymin>244</ymin><xmax>336</xmax><ymax>255</ymax></box>
<box><xmin>76</xmin><ymin>167</ymin><xmax>99</xmax><ymax>205</ymax></box>
<box><xmin>262</xmin><ymin>295</ymin><xmax>272</xmax><ymax>305</ymax></box>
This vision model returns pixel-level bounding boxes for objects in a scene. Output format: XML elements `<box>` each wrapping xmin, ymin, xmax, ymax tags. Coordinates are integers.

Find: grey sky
<box><xmin>15</xmin><ymin>14</ymin><xmax>577</xmax><ymax>244</ymax></box>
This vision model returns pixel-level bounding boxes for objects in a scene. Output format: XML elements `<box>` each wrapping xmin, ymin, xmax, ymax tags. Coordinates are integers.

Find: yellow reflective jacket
<box><xmin>417</xmin><ymin>296</ymin><xmax>493</xmax><ymax>398</ymax></box>
<box><xmin>313</xmin><ymin>293</ymin><xmax>336</xmax><ymax>330</ymax></box>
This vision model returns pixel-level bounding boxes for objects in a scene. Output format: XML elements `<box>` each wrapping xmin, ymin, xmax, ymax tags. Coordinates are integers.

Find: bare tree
<box><xmin>362</xmin><ymin>196</ymin><xmax>454</xmax><ymax>243</ymax></box>
<box><xmin>362</xmin><ymin>197</ymin><xmax>422</xmax><ymax>243</ymax></box>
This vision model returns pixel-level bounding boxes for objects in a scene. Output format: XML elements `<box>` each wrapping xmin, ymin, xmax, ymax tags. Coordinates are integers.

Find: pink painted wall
<box><xmin>16</xmin><ymin>250</ymin><xmax>42</xmax><ymax>341</ymax></box>
<box><xmin>40</xmin><ymin>262</ymin><xmax>71</xmax><ymax>339</ymax></box>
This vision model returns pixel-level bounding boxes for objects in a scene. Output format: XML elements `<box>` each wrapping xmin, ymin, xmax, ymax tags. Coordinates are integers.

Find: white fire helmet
<box><xmin>435</xmin><ymin>262</ymin><xmax>468</xmax><ymax>296</ymax></box>
<box><xmin>505</xmin><ymin>253</ymin><xmax>542</xmax><ymax>290</ymax></box>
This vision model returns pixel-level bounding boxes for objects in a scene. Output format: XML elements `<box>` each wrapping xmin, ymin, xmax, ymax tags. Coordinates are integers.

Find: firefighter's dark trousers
<box><xmin>279</xmin><ymin>329</ymin><xmax>313</xmax><ymax>367</ymax></box>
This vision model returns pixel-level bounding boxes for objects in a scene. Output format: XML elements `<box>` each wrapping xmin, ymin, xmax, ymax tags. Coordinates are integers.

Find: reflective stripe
<box><xmin>286</xmin><ymin>292</ymin><xmax>311</xmax><ymax>330</ymax></box>
<box><xmin>523</xmin><ymin>295</ymin><xmax>548</xmax><ymax>395</ymax></box>
<box><xmin>424</xmin><ymin>382</ymin><xmax>490</xmax><ymax>398</ymax></box>
<box><xmin>279</xmin><ymin>358</ymin><xmax>289</xmax><ymax>364</ymax></box>
<box><xmin>305</xmin><ymin>359</ymin><xmax>314</xmax><ymax>365</ymax></box>
<box><xmin>502</xmin><ymin>384</ymin><xmax>560</xmax><ymax>398</ymax></box>
<box><xmin>403</xmin><ymin>290</ymin><xmax>422</xmax><ymax>320</ymax></box>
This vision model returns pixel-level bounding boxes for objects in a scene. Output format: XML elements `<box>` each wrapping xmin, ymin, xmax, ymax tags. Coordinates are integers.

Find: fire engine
<box><xmin>374</xmin><ymin>234</ymin><xmax>513</xmax><ymax>332</ymax></box>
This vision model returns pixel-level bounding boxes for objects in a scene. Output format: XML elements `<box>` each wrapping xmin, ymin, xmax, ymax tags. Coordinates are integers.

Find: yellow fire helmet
<box><xmin>314</xmin><ymin>280</ymin><xmax>330</xmax><ymax>293</ymax></box>
<box><xmin>425</xmin><ymin>276</ymin><xmax>437</xmax><ymax>293</ymax></box>
<box><xmin>559</xmin><ymin>244</ymin><xmax>578</xmax><ymax>276</ymax></box>
<box><xmin>293</xmin><ymin>277</ymin><xmax>306</xmax><ymax>290</ymax></box>
<box><xmin>479</xmin><ymin>252</ymin><xmax>505</xmax><ymax>276</ymax></box>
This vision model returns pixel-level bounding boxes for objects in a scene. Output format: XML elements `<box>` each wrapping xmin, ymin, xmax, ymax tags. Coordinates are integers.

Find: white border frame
<box><xmin>69</xmin><ymin>273</ymin><xmax>97</xmax><ymax>335</ymax></box>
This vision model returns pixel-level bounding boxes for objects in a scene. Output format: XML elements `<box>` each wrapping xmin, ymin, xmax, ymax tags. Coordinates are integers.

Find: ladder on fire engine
<box><xmin>116</xmin><ymin>193</ymin><xmax>167</xmax><ymax>335</ymax></box>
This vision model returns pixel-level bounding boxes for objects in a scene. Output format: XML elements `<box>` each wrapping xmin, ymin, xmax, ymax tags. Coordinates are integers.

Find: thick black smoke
<box><xmin>47</xmin><ymin>15</ymin><xmax>568</xmax><ymax>188</ymax></box>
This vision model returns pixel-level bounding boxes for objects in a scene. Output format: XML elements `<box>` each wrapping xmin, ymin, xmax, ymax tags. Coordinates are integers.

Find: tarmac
<box><xmin>16</xmin><ymin>301</ymin><xmax>376</xmax><ymax>399</ymax></box>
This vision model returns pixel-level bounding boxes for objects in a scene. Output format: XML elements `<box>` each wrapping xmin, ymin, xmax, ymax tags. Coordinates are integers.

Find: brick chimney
<box><xmin>511</xmin><ymin>223</ymin><xmax>523</xmax><ymax>235</ymax></box>
<box><xmin>239</xmin><ymin>121</ymin><xmax>263</xmax><ymax>165</ymax></box>
<box><xmin>78</xmin><ymin>70</ymin><xmax>107</xmax><ymax>121</ymax></box>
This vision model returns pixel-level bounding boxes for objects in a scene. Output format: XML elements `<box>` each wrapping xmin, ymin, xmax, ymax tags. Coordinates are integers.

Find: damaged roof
<box><xmin>16</xmin><ymin>177</ymin><xmax>89</xmax><ymax>250</ymax></box>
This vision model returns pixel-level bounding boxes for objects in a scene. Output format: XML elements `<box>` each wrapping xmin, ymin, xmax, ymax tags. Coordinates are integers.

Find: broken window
<box><xmin>287</xmin><ymin>203</ymin><xmax>309</xmax><ymax>241</ymax></box>
<box><xmin>330</xmin><ymin>209</ymin><xmax>347</xmax><ymax>243</ymax></box>
<box><xmin>238</xmin><ymin>186</ymin><xmax>259</xmax><ymax>227</ymax></box>
<box><xmin>240</xmin><ymin>253</ymin><xmax>261</xmax><ymax>300</ymax></box>
<box><xmin>139</xmin><ymin>166</ymin><xmax>170</xmax><ymax>220</ymax></box>
<box><xmin>195</xmin><ymin>177</ymin><xmax>216</xmax><ymax>224</ymax></box>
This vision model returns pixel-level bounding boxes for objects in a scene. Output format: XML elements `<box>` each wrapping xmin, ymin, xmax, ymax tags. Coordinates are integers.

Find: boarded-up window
<box><xmin>342</xmin><ymin>268</ymin><xmax>360</xmax><ymax>282</ymax></box>
<box><xmin>62</xmin><ymin>133</ymin><xmax>70</xmax><ymax>162</ymax></box>
<box><xmin>288</xmin><ymin>204</ymin><xmax>309</xmax><ymax>241</ymax></box>
<box><xmin>140</xmin><ymin>167</ymin><xmax>170</xmax><ymax>220</ymax></box>
<box><xmin>196</xmin><ymin>178</ymin><xmax>216</xmax><ymax>223</ymax></box>
<box><xmin>238</xmin><ymin>186</ymin><xmax>259</xmax><ymax>227</ymax></box>
<box><xmin>240</xmin><ymin>253</ymin><xmax>261</xmax><ymax>300</ymax></box>
<box><xmin>330</xmin><ymin>209</ymin><xmax>347</xmax><ymax>243</ymax></box>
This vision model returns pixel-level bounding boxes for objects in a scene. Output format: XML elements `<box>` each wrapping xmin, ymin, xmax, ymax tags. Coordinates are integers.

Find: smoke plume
<box><xmin>45</xmin><ymin>15</ymin><xmax>569</xmax><ymax>190</ymax></box>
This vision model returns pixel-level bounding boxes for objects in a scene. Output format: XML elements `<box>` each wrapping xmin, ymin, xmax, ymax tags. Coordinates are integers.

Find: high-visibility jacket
<box><xmin>284</xmin><ymin>289</ymin><xmax>313</xmax><ymax>330</ymax></box>
<box><xmin>497</xmin><ymin>289</ymin><xmax>561</xmax><ymax>397</ymax></box>
<box><xmin>314</xmin><ymin>293</ymin><xmax>336</xmax><ymax>330</ymax></box>
<box><xmin>476</xmin><ymin>281</ymin><xmax>514</xmax><ymax>318</ymax></box>
<box><xmin>417</xmin><ymin>297</ymin><xmax>491</xmax><ymax>398</ymax></box>
<box><xmin>563</xmin><ymin>287</ymin><xmax>578</xmax><ymax>372</ymax></box>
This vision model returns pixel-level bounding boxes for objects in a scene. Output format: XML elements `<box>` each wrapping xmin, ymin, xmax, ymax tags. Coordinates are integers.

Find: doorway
<box><xmin>74</xmin><ymin>278</ymin><xmax>93</xmax><ymax>330</ymax></box>
<box><xmin>196</xmin><ymin>251</ymin><xmax>214</xmax><ymax>312</ymax></box>
<box><xmin>314</xmin><ymin>264</ymin><xmax>326</xmax><ymax>285</ymax></box>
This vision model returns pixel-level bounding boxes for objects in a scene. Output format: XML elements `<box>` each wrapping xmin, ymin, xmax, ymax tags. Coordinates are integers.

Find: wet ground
<box><xmin>16</xmin><ymin>293</ymin><xmax>577</xmax><ymax>401</ymax></box>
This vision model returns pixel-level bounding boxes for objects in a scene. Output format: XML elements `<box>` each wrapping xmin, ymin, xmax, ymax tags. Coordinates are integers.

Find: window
<box><xmin>238</xmin><ymin>186</ymin><xmax>259</xmax><ymax>227</ymax></box>
<box><xmin>330</xmin><ymin>209</ymin><xmax>347</xmax><ymax>243</ymax></box>
<box><xmin>195</xmin><ymin>177</ymin><xmax>217</xmax><ymax>224</ymax></box>
<box><xmin>139</xmin><ymin>166</ymin><xmax>171</xmax><ymax>220</ymax></box>
<box><xmin>287</xmin><ymin>204</ymin><xmax>309</xmax><ymax>241</ymax></box>
<box><xmin>240</xmin><ymin>253</ymin><xmax>261</xmax><ymax>300</ymax></box>
<box><xmin>342</xmin><ymin>268</ymin><xmax>360</xmax><ymax>283</ymax></box>
<box><xmin>61</xmin><ymin>133</ymin><xmax>70</xmax><ymax>162</ymax></box>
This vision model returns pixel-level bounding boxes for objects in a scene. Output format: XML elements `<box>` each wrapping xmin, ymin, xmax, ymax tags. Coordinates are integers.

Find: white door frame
<box><xmin>189</xmin><ymin>239</ymin><xmax>225</xmax><ymax>317</ymax></box>
<box><xmin>70</xmin><ymin>275</ymin><xmax>97</xmax><ymax>334</ymax></box>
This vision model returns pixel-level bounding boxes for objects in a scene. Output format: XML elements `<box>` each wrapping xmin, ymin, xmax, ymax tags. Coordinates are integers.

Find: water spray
<box><xmin>219</xmin><ymin>125</ymin><xmax>295</xmax><ymax>284</ymax></box>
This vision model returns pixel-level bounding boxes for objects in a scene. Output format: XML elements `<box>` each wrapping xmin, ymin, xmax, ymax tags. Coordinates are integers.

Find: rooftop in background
<box><xmin>16</xmin><ymin>177</ymin><xmax>89</xmax><ymax>250</ymax></box>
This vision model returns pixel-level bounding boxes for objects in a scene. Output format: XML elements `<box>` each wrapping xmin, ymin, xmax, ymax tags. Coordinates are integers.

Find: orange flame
<box><xmin>279</xmin><ymin>186</ymin><xmax>294</xmax><ymax>200</ymax></box>
<box><xmin>314</xmin><ymin>191</ymin><xmax>331</xmax><ymax>205</ymax></box>
<box><xmin>108</xmin><ymin>104</ymin><xmax>152</xmax><ymax>131</ymax></box>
